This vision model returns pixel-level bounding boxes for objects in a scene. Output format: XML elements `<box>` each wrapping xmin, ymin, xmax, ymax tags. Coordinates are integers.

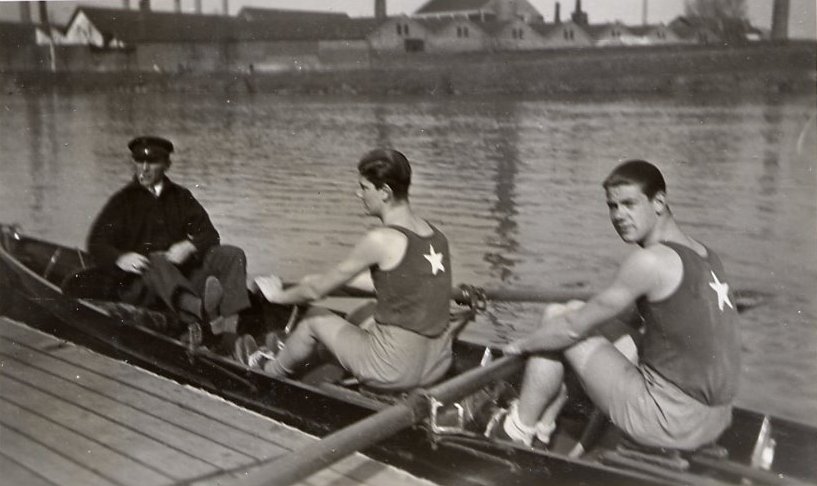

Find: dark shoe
<box><xmin>210</xmin><ymin>313</ymin><xmax>239</xmax><ymax>336</ymax></box>
<box><xmin>202</xmin><ymin>276</ymin><xmax>223</xmax><ymax>323</ymax></box>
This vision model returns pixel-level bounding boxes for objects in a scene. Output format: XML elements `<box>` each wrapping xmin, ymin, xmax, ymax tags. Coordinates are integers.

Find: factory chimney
<box><xmin>138</xmin><ymin>0</ymin><xmax>150</xmax><ymax>12</ymax></box>
<box><xmin>374</xmin><ymin>0</ymin><xmax>386</xmax><ymax>20</ymax></box>
<box><xmin>571</xmin><ymin>0</ymin><xmax>587</xmax><ymax>26</ymax></box>
<box><xmin>174</xmin><ymin>0</ymin><xmax>181</xmax><ymax>13</ymax></box>
<box><xmin>554</xmin><ymin>2</ymin><xmax>560</xmax><ymax>24</ymax></box>
<box><xmin>195</xmin><ymin>0</ymin><xmax>202</xmax><ymax>14</ymax></box>
<box><xmin>771</xmin><ymin>0</ymin><xmax>790</xmax><ymax>40</ymax></box>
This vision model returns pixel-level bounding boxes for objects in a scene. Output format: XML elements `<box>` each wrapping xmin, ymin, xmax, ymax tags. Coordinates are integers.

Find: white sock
<box><xmin>502</xmin><ymin>400</ymin><xmax>537</xmax><ymax>446</ymax></box>
<box><xmin>535</xmin><ymin>383</ymin><xmax>568</xmax><ymax>445</ymax></box>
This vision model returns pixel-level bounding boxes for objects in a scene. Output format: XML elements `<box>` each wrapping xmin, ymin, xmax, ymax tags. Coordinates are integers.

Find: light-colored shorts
<box><xmin>332</xmin><ymin>321</ymin><xmax>453</xmax><ymax>391</ymax></box>
<box><xmin>605</xmin><ymin>363</ymin><xmax>733</xmax><ymax>450</ymax></box>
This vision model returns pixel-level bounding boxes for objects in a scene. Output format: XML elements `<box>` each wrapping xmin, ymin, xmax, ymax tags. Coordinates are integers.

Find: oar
<box><xmin>233</xmin><ymin>354</ymin><xmax>526</xmax><ymax>486</ymax></box>
<box><xmin>315</xmin><ymin>283</ymin><xmax>763</xmax><ymax>312</ymax></box>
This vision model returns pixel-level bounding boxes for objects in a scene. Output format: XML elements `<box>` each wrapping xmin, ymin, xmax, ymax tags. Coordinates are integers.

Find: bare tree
<box><xmin>684</xmin><ymin>0</ymin><xmax>751</xmax><ymax>44</ymax></box>
<box><xmin>685</xmin><ymin>0</ymin><xmax>747</xmax><ymax>19</ymax></box>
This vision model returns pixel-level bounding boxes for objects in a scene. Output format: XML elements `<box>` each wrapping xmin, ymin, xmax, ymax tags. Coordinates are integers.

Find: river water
<box><xmin>1</xmin><ymin>90</ymin><xmax>815</xmax><ymax>426</ymax></box>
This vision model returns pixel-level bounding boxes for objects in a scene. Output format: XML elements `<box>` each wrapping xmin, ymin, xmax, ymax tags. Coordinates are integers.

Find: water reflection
<box><xmin>483</xmin><ymin>100</ymin><xmax>521</xmax><ymax>284</ymax></box>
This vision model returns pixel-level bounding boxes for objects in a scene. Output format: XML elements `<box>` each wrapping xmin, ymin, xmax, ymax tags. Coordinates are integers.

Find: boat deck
<box><xmin>0</xmin><ymin>317</ymin><xmax>435</xmax><ymax>486</ymax></box>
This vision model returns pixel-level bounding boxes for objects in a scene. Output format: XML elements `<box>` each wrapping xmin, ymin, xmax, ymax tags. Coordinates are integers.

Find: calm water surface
<box><xmin>1</xmin><ymin>91</ymin><xmax>815</xmax><ymax>426</ymax></box>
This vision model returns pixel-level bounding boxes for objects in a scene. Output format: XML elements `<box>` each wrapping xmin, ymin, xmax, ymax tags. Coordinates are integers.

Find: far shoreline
<box><xmin>3</xmin><ymin>41</ymin><xmax>815</xmax><ymax>97</ymax></box>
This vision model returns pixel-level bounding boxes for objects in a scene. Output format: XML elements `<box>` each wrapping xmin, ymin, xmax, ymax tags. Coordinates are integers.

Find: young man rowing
<box><xmin>498</xmin><ymin>160</ymin><xmax>740</xmax><ymax>450</ymax></box>
<box><xmin>249</xmin><ymin>149</ymin><xmax>453</xmax><ymax>391</ymax></box>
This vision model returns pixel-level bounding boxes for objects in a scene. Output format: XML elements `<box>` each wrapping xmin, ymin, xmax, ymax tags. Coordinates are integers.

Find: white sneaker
<box><xmin>248</xmin><ymin>348</ymin><xmax>277</xmax><ymax>369</ymax></box>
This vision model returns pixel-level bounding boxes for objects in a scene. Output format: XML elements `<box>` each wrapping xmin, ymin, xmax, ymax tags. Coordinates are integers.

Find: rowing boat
<box><xmin>1</xmin><ymin>223</ymin><xmax>815</xmax><ymax>486</ymax></box>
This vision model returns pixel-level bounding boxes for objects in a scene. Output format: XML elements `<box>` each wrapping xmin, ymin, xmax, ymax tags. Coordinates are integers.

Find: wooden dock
<box><xmin>0</xmin><ymin>317</ymin><xmax>435</xmax><ymax>486</ymax></box>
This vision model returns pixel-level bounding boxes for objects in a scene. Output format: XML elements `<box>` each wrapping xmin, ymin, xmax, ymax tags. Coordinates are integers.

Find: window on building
<box><xmin>457</xmin><ymin>26</ymin><xmax>462</xmax><ymax>37</ymax></box>
<box><xmin>405</xmin><ymin>25</ymin><xmax>410</xmax><ymax>36</ymax></box>
<box><xmin>464</xmin><ymin>26</ymin><xmax>469</xmax><ymax>37</ymax></box>
<box><xmin>397</xmin><ymin>24</ymin><xmax>402</xmax><ymax>35</ymax></box>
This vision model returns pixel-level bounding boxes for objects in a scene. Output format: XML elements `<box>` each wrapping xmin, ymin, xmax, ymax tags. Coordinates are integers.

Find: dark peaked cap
<box><xmin>128</xmin><ymin>136</ymin><xmax>174</xmax><ymax>161</ymax></box>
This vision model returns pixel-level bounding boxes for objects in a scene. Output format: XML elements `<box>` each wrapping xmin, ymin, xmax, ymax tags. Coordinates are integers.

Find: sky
<box><xmin>0</xmin><ymin>0</ymin><xmax>815</xmax><ymax>39</ymax></box>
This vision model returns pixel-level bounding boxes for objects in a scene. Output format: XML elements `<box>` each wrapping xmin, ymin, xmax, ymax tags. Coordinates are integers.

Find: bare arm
<box><xmin>506</xmin><ymin>249</ymin><xmax>660</xmax><ymax>354</ymax></box>
<box><xmin>259</xmin><ymin>230</ymin><xmax>386</xmax><ymax>305</ymax></box>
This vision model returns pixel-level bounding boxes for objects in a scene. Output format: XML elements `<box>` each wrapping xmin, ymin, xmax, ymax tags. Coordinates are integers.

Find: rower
<box><xmin>244</xmin><ymin>149</ymin><xmax>454</xmax><ymax>391</ymax></box>
<box><xmin>80</xmin><ymin>136</ymin><xmax>251</xmax><ymax>350</ymax></box>
<box><xmin>495</xmin><ymin>160</ymin><xmax>741</xmax><ymax>451</ymax></box>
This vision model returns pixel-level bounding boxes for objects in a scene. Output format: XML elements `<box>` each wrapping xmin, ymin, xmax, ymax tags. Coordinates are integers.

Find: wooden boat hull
<box><xmin>2</xmin><ymin>224</ymin><xmax>815</xmax><ymax>486</ymax></box>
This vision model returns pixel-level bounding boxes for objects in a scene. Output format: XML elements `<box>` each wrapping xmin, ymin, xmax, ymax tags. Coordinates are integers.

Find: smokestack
<box><xmin>174</xmin><ymin>0</ymin><xmax>181</xmax><ymax>12</ymax></box>
<box><xmin>554</xmin><ymin>2</ymin><xmax>560</xmax><ymax>24</ymax></box>
<box><xmin>195</xmin><ymin>0</ymin><xmax>202</xmax><ymax>14</ymax></box>
<box><xmin>374</xmin><ymin>0</ymin><xmax>386</xmax><ymax>20</ymax></box>
<box><xmin>571</xmin><ymin>0</ymin><xmax>587</xmax><ymax>26</ymax></box>
<box><xmin>123</xmin><ymin>0</ymin><xmax>130</xmax><ymax>9</ymax></box>
<box><xmin>138</xmin><ymin>0</ymin><xmax>150</xmax><ymax>13</ymax></box>
<box><xmin>223</xmin><ymin>0</ymin><xmax>229</xmax><ymax>15</ymax></box>
<box><xmin>641</xmin><ymin>0</ymin><xmax>648</xmax><ymax>26</ymax></box>
<box><xmin>20</xmin><ymin>2</ymin><xmax>32</xmax><ymax>23</ymax></box>
<box><xmin>37</xmin><ymin>1</ymin><xmax>49</xmax><ymax>28</ymax></box>
<box><xmin>771</xmin><ymin>0</ymin><xmax>789</xmax><ymax>40</ymax></box>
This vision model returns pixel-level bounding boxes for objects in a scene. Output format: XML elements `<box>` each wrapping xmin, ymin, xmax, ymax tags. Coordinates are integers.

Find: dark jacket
<box><xmin>88</xmin><ymin>177</ymin><xmax>220</xmax><ymax>269</ymax></box>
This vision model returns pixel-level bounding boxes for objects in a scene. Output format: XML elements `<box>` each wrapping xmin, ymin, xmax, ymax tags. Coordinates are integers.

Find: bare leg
<box><xmin>266</xmin><ymin>307</ymin><xmax>366</xmax><ymax>376</ymax></box>
<box><xmin>564</xmin><ymin>336</ymin><xmax>636</xmax><ymax>417</ymax></box>
<box><xmin>516</xmin><ymin>354</ymin><xmax>564</xmax><ymax>425</ymax></box>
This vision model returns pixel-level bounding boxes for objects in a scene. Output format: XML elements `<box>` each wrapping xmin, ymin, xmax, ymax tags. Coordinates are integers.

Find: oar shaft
<box><xmin>241</xmin><ymin>396</ymin><xmax>424</xmax><ymax>486</ymax></box>
<box><xmin>322</xmin><ymin>284</ymin><xmax>758</xmax><ymax>311</ymax></box>
<box><xmin>322</xmin><ymin>285</ymin><xmax>594</xmax><ymax>303</ymax></box>
<box><xmin>237</xmin><ymin>355</ymin><xmax>525</xmax><ymax>486</ymax></box>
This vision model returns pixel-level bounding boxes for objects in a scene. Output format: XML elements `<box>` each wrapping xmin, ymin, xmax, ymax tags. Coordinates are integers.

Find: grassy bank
<box><xmin>3</xmin><ymin>41</ymin><xmax>815</xmax><ymax>97</ymax></box>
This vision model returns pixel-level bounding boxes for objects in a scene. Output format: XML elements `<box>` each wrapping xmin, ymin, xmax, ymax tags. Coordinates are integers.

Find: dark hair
<box><xmin>602</xmin><ymin>160</ymin><xmax>666</xmax><ymax>199</ymax></box>
<box><xmin>357</xmin><ymin>149</ymin><xmax>412</xmax><ymax>200</ymax></box>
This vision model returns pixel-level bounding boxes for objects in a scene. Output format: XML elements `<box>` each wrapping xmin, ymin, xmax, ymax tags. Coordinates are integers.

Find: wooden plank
<box><xmin>0</xmin><ymin>454</ymin><xmax>58</xmax><ymax>486</ymax></box>
<box><xmin>0</xmin><ymin>398</ymin><xmax>173</xmax><ymax>486</ymax></box>
<box><xmin>0</xmin><ymin>425</ymin><xmax>117</xmax><ymax>486</ymax></box>
<box><xmin>0</xmin><ymin>355</ymin><xmax>253</xmax><ymax>470</ymax></box>
<box><xmin>1</xmin><ymin>336</ymin><xmax>287</xmax><ymax>461</ymax></box>
<box><xmin>325</xmin><ymin>455</ymin><xmax>437</xmax><ymax>486</ymax></box>
<box><xmin>0</xmin><ymin>321</ymin><xmax>311</xmax><ymax>450</ymax></box>
<box><xmin>188</xmin><ymin>463</ymin><xmax>352</xmax><ymax>486</ymax></box>
<box><xmin>0</xmin><ymin>374</ymin><xmax>214</xmax><ymax>480</ymax></box>
<box><xmin>0</xmin><ymin>319</ymin><xmax>437</xmax><ymax>486</ymax></box>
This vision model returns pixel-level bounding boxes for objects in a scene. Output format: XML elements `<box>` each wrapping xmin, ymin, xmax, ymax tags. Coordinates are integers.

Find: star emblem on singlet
<box><xmin>424</xmin><ymin>244</ymin><xmax>445</xmax><ymax>276</ymax></box>
<box><xmin>708</xmin><ymin>271</ymin><xmax>734</xmax><ymax>311</ymax></box>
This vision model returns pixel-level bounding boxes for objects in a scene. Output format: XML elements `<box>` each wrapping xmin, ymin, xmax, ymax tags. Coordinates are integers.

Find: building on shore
<box><xmin>1</xmin><ymin>0</ymin><xmax>780</xmax><ymax>74</ymax></box>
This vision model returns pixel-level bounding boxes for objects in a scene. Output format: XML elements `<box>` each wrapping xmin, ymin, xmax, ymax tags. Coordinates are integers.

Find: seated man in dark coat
<box><xmin>83</xmin><ymin>135</ymin><xmax>251</xmax><ymax>345</ymax></box>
